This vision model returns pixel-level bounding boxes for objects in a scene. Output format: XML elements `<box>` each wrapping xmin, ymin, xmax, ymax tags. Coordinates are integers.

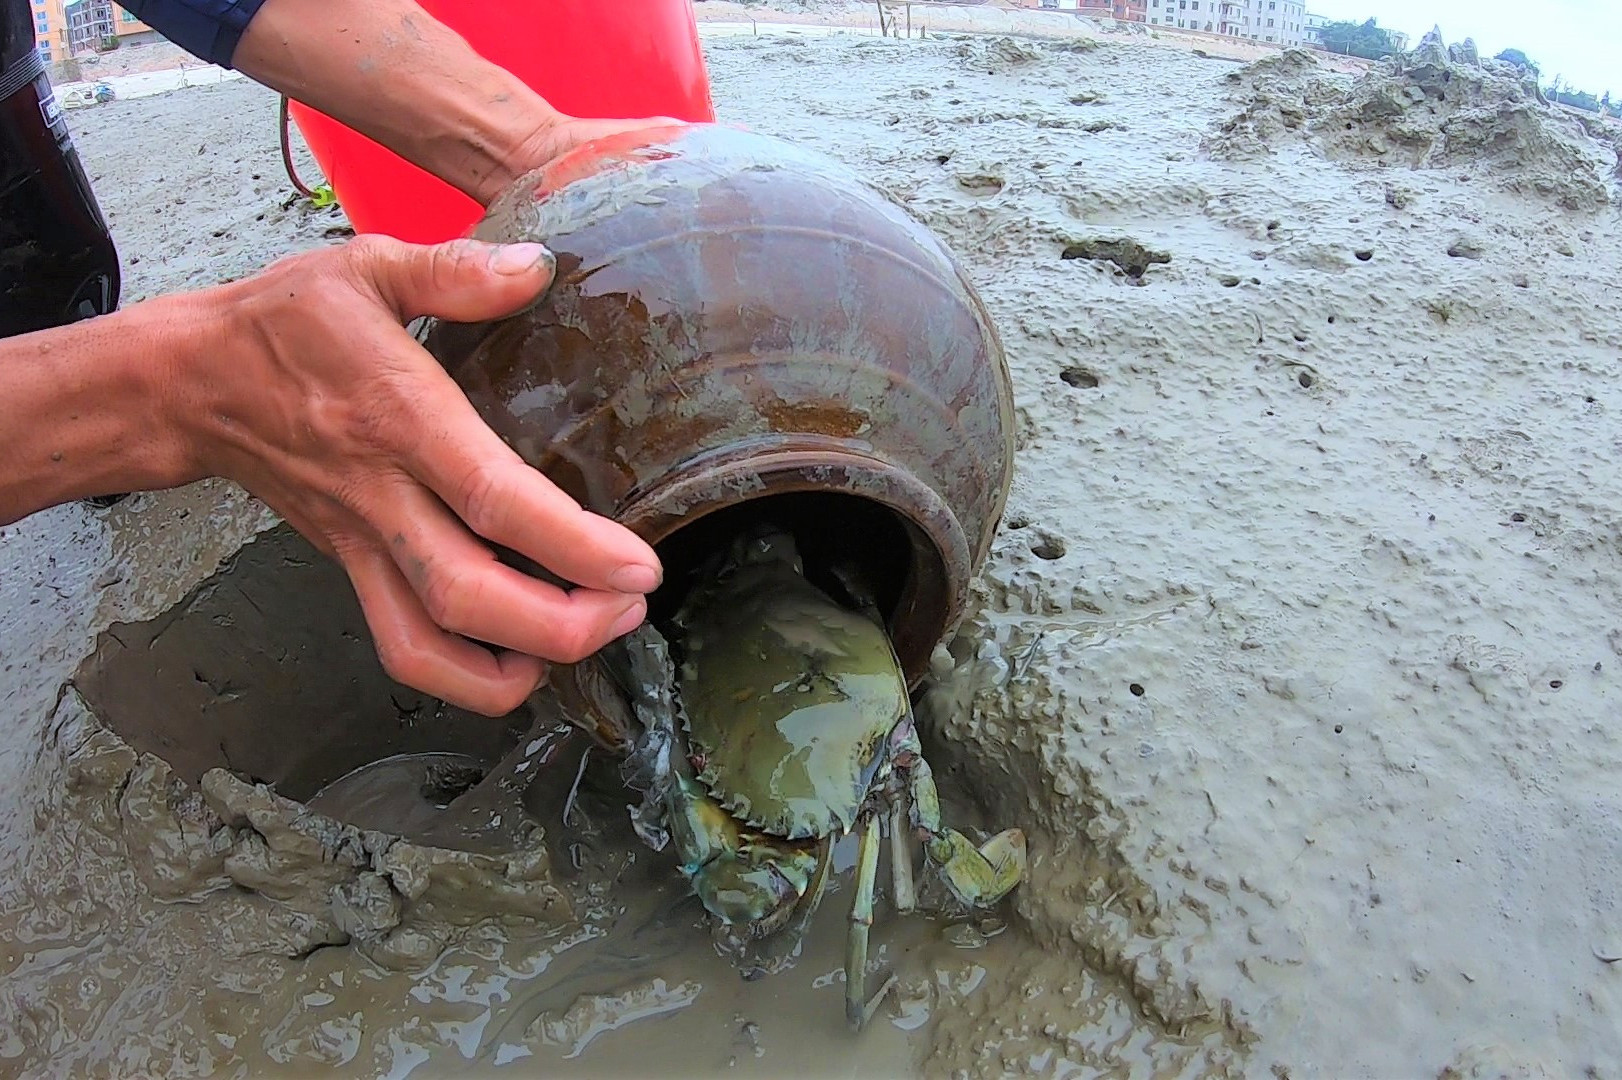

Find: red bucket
<box><xmin>287</xmin><ymin>0</ymin><xmax>716</xmax><ymax>245</ymax></box>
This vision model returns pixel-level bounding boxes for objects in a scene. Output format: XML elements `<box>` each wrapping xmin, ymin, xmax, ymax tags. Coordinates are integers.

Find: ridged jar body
<box><xmin>423</xmin><ymin>124</ymin><xmax>1014</xmax><ymax>744</ymax></box>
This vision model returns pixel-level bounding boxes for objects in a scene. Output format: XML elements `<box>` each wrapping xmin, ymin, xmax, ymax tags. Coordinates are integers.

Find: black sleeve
<box><xmin>114</xmin><ymin>0</ymin><xmax>269</xmax><ymax>70</ymax></box>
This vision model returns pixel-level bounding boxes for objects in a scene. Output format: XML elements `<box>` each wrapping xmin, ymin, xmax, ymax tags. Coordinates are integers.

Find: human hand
<box><xmin>176</xmin><ymin>235</ymin><xmax>661</xmax><ymax>716</ymax></box>
<box><xmin>505</xmin><ymin>113</ymin><xmax>686</xmax><ymax>181</ymax></box>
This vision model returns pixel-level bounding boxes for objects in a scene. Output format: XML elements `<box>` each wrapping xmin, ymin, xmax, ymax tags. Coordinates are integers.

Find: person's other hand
<box><xmin>509</xmin><ymin>113</ymin><xmax>685</xmax><ymax>178</ymax></box>
<box><xmin>177</xmin><ymin>235</ymin><xmax>661</xmax><ymax>716</ymax></box>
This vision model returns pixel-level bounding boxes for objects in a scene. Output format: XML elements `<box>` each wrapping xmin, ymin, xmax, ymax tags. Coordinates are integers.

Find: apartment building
<box><xmin>1025</xmin><ymin>0</ymin><xmax>1148</xmax><ymax>21</ymax></box>
<box><xmin>1074</xmin><ymin>0</ymin><xmax>1149</xmax><ymax>20</ymax></box>
<box><xmin>1146</xmin><ymin>0</ymin><xmax>1307</xmax><ymax>45</ymax></box>
<box><xmin>31</xmin><ymin>0</ymin><xmax>156</xmax><ymax>65</ymax></box>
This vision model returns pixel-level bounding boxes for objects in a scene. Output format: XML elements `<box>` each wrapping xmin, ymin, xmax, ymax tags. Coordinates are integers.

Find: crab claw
<box><xmin>693</xmin><ymin>851</ymin><xmax>809</xmax><ymax>935</ymax></box>
<box><xmin>925</xmin><ymin>827</ymin><xmax>1027</xmax><ymax>908</ymax></box>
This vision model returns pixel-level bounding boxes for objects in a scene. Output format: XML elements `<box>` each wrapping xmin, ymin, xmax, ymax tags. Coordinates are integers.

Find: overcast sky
<box><xmin>1311</xmin><ymin>0</ymin><xmax>1618</xmax><ymax>95</ymax></box>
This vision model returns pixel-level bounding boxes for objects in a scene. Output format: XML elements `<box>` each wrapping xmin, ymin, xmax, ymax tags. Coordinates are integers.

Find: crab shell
<box><xmin>674</xmin><ymin>548</ymin><xmax>910</xmax><ymax>841</ymax></box>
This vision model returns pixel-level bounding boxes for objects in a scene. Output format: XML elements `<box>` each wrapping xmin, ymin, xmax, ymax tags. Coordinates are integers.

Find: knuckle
<box><xmin>419</xmin><ymin>567</ymin><xmax>483</xmax><ymax>637</ymax></box>
<box><xmin>373</xmin><ymin>632</ymin><xmax>427</xmax><ymax>690</ymax></box>
<box><xmin>457</xmin><ymin>463</ymin><xmax>510</xmax><ymax>539</ymax></box>
<box><xmin>345</xmin><ymin>233</ymin><xmax>395</xmax><ymax>265</ymax></box>
<box><xmin>426</xmin><ymin>240</ymin><xmax>479</xmax><ymax>293</ymax></box>
<box><xmin>481</xmin><ymin>685</ymin><xmax>530</xmax><ymax>718</ymax></box>
<box><xmin>549</xmin><ymin>620</ymin><xmax>601</xmax><ymax>665</ymax></box>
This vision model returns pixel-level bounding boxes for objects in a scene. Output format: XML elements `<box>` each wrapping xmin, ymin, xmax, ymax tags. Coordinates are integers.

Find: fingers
<box><xmin>343</xmin><ymin>543</ymin><xmax>549</xmax><ymax>717</ymax></box>
<box><xmin>370</xmin><ymin>476</ymin><xmax>648</xmax><ymax>665</ymax></box>
<box><xmin>346</xmin><ymin>240</ymin><xmax>663</xmax><ymax>593</ymax></box>
<box><xmin>406</xmin><ymin>407</ymin><xmax>662</xmax><ymax>593</ymax></box>
<box><xmin>537</xmin><ymin>116</ymin><xmax>689</xmax><ymax>166</ymax></box>
<box><xmin>352</xmin><ymin>235</ymin><xmax>559</xmax><ymax>324</ymax></box>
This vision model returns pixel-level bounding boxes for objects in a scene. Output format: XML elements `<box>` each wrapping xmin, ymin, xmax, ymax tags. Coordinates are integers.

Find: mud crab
<box><xmin>635</xmin><ymin>526</ymin><xmax>1027</xmax><ymax>1030</ymax></box>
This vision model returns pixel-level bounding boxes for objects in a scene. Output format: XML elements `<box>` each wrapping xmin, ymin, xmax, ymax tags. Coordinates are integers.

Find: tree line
<box><xmin>1315</xmin><ymin>19</ymin><xmax>1619</xmax><ymax>118</ymax></box>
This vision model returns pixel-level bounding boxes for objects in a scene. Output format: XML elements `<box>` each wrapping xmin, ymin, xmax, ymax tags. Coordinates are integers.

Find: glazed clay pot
<box><xmin>423</xmin><ymin>124</ymin><xmax>1014</xmax><ymax>747</ymax></box>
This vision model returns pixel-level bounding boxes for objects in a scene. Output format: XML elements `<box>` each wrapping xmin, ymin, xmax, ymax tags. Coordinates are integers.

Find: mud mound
<box><xmin>954</xmin><ymin>35</ymin><xmax>1049</xmax><ymax>74</ymax></box>
<box><xmin>1207</xmin><ymin>30</ymin><xmax>1614</xmax><ymax>210</ymax></box>
<box><xmin>1318</xmin><ymin>28</ymin><xmax>1612</xmax><ymax>210</ymax></box>
<box><xmin>1206</xmin><ymin>48</ymin><xmax>1351</xmax><ymax>159</ymax></box>
<box><xmin>1227</xmin><ymin>46</ymin><xmax>1330</xmax><ymax>90</ymax></box>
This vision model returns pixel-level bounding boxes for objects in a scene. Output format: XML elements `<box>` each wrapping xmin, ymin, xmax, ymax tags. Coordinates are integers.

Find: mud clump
<box><xmin>1061</xmin><ymin>237</ymin><xmax>1172</xmax><ymax>283</ymax></box>
<box><xmin>1208</xmin><ymin>31</ymin><xmax>1615</xmax><ymax>211</ymax></box>
<box><xmin>55</xmin><ymin>689</ymin><xmax>568</xmax><ymax>972</ymax></box>
<box><xmin>1320</xmin><ymin>29</ymin><xmax>1611</xmax><ymax>210</ymax></box>
<box><xmin>956</xmin><ymin>36</ymin><xmax>1045</xmax><ymax>74</ymax></box>
<box><xmin>1206</xmin><ymin>48</ymin><xmax>1352</xmax><ymax>159</ymax></box>
<box><xmin>955</xmin><ymin>35</ymin><xmax>1092</xmax><ymax>75</ymax></box>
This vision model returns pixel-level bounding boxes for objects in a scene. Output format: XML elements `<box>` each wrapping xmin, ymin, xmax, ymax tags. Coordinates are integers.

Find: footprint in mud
<box><xmin>1447</xmin><ymin>236</ymin><xmax>1485</xmax><ymax>260</ymax></box>
<box><xmin>1059</xmin><ymin>366</ymin><xmax>1100</xmax><ymax>389</ymax></box>
<box><xmin>1060</xmin><ymin>238</ymin><xmax>1172</xmax><ymax>285</ymax></box>
<box><xmin>1028</xmin><ymin>532</ymin><xmax>1067</xmax><ymax>561</ymax></box>
<box><xmin>956</xmin><ymin>171</ymin><xmax>1006</xmax><ymax>195</ymax></box>
<box><xmin>1265</xmin><ymin>356</ymin><xmax>1321</xmax><ymax>390</ymax></box>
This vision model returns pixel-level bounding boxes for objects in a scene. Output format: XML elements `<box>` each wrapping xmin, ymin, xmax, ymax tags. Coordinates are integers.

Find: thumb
<box><xmin>351</xmin><ymin>236</ymin><xmax>557</xmax><ymax>323</ymax></box>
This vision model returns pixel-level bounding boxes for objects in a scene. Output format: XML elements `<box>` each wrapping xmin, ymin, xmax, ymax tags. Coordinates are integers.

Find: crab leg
<box><xmin>896</xmin><ymin>723</ymin><xmax>1027</xmax><ymax>908</ymax></box>
<box><xmin>888</xmin><ymin>799</ymin><xmax>917</xmax><ymax>914</ymax></box>
<box><xmin>781</xmin><ymin>835</ymin><xmax>834</xmax><ymax>942</ymax></box>
<box><xmin>846</xmin><ymin>818</ymin><xmax>898</xmax><ymax>1031</ymax></box>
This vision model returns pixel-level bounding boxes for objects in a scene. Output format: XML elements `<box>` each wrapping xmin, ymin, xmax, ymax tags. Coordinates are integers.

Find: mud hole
<box><xmin>3</xmin><ymin>522</ymin><xmax>1230</xmax><ymax>1076</ymax></box>
<box><xmin>1060</xmin><ymin>238</ymin><xmax>1173</xmax><ymax>283</ymax></box>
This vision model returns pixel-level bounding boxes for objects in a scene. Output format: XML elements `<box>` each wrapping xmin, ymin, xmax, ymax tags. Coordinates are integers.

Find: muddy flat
<box><xmin>3</xmin><ymin>21</ymin><xmax>1621</xmax><ymax>1079</ymax></box>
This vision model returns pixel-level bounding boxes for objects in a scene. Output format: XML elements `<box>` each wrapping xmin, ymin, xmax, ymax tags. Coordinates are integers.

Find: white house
<box><xmin>1146</xmin><ymin>0</ymin><xmax>1307</xmax><ymax>45</ymax></box>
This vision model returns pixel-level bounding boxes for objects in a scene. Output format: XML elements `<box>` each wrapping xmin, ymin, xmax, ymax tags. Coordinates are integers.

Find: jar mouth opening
<box><xmin>552</xmin><ymin>440</ymin><xmax>974</xmax><ymax>750</ymax></box>
<box><xmin>617</xmin><ymin>440</ymin><xmax>971</xmax><ymax>685</ymax></box>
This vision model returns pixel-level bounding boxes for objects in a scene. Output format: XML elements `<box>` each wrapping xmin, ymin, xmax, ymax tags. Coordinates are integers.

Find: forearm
<box><xmin>233</xmin><ymin>0</ymin><xmax>561</xmax><ymax>205</ymax></box>
<box><xmin>0</xmin><ymin>299</ymin><xmax>204</xmax><ymax>525</ymax></box>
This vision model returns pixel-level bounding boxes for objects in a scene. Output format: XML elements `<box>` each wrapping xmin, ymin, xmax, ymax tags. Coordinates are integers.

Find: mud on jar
<box><xmin>422</xmin><ymin>123</ymin><xmax>1016</xmax><ymax>738</ymax></box>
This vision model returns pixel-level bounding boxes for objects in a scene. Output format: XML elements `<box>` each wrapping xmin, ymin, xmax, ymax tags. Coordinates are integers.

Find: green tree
<box><xmin>1317</xmin><ymin>18</ymin><xmax>1397</xmax><ymax>61</ymax></box>
<box><xmin>1551</xmin><ymin>87</ymin><xmax>1602</xmax><ymax>112</ymax></box>
<box><xmin>1494</xmin><ymin>48</ymin><xmax>1539</xmax><ymax>74</ymax></box>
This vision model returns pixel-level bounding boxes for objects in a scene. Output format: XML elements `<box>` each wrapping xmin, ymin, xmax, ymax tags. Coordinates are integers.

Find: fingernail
<box><xmin>610</xmin><ymin>599</ymin><xmax>647</xmax><ymax>638</ymax></box>
<box><xmin>608</xmin><ymin>563</ymin><xmax>662</xmax><ymax>593</ymax></box>
<box><xmin>489</xmin><ymin>242</ymin><xmax>553</xmax><ymax>275</ymax></box>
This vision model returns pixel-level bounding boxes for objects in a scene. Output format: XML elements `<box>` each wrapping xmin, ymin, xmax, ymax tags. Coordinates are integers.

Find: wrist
<box><xmin>234</xmin><ymin>0</ymin><xmax>565</xmax><ymax>206</ymax></box>
<box><xmin>153</xmin><ymin>283</ymin><xmax>252</xmax><ymax>482</ymax></box>
<box><xmin>0</xmin><ymin>295</ymin><xmax>208</xmax><ymax>524</ymax></box>
<box><xmin>416</xmin><ymin>69</ymin><xmax>565</xmax><ymax>207</ymax></box>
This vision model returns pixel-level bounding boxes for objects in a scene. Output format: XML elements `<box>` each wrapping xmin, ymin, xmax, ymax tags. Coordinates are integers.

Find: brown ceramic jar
<box><xmin>423</xmin><ymin>124</ymin><xmax>1014</xmax><ymax>749</ymax></box>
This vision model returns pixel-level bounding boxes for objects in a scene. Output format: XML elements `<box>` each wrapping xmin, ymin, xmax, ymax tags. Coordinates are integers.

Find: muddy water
<box><xmin>0</xmin><ymin>517</ymin><xmax>1100</xmax><ymax>1077</ymax></box>
<box><xmin>6</xmin><ymin>23</ymin><xmax>1622</xmax><ymax>1080</ymax></box>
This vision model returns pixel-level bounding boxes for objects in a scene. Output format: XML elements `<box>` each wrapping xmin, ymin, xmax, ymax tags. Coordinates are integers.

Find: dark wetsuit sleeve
<box><xmin>114</xmin><ymin>0</ymin><xmax>270</xmax><ymax>70</ymax></box>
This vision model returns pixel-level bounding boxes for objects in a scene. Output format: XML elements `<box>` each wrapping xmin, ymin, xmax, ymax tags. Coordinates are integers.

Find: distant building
<box><xmin>32</xmin><ymin>0</ymin><xmax>159</xmax><ymax>66</ymax></box>
<box><xmin>1026</xmin><ymin>0</ymin><xmax>1148</xmax><ymax>21</ymax></box>
<box><xmin>1386</xmin><ymin>28</ymin><xmax>1409</xmax><ymax>51</ymax></box>
<box><xmin>1146</xmin><ymin>0</ymin><xmax>1306</xmax><ymax>44</ymax></box>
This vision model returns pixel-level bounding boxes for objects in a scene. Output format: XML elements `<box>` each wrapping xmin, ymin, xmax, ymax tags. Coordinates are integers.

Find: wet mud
<box><xmin>4</xmin><ymin>23</ymin><xmax>1622</xmax><ymax>1079</ymax></box>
